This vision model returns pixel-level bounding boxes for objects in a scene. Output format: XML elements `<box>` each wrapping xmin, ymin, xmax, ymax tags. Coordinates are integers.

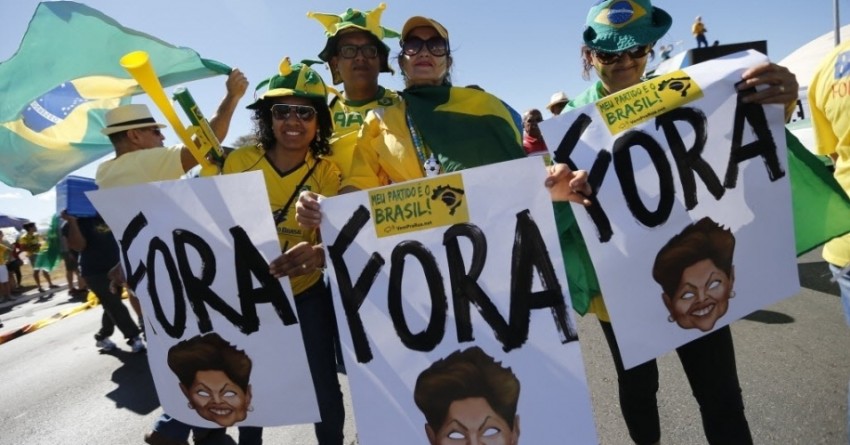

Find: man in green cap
<box><xmin>308</xmin><ymin>3</ymin><xmax>401</xmax><ymax>179</ymax></box>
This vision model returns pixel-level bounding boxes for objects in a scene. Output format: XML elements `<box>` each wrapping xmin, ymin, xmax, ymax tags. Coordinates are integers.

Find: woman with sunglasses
<box><xmin>222</xmin><ymin>58</ymin><xmax>345</xmax><ymax>445</ymax></box>
<box><xmin>296</xmin><ymin>16</ymin><xmax>590</xmax><ymax>226</ymax></box>
<box><xmin>563</xmin><ymin>1</ymin><xmax>799</xmax><ymax>444</ymax></box>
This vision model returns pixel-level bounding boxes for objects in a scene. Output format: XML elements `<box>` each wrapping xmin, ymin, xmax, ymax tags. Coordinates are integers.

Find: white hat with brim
<box><xmin>546</xmin><ymin>91</ymin><xmax>569</xmax><ymax>111</ymax></box>
<box><xmin>101</xmin><ymin>104</ymin><xmax>166</xmax><ymax>136</ymax></box>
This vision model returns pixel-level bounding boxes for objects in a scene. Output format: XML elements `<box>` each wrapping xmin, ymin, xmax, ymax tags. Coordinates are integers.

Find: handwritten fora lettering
<box><xmin>327</xmin><ymin>205</ymin><xmax>577</xmax><ymax>365</ymax></box>
<box><xmin>119</xmin><ymin>212</ymin><xmax>298</xmax><ymax>338</ymax></box>
<box><xmin>553</xmin><ymin>88</ymin><xmax>785</xmax><ymax>243</ymax></box>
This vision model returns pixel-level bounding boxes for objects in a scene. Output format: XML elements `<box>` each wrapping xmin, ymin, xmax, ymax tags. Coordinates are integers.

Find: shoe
<box><xmin>144</xmin><ymin>431</ymin><xmax>189</xmax><ymax>445</ymax></box>
<box><xmin>130</xmin><ymin>336</ymin><xmax>146</xmax><ymax>353</ymax></box>
<box><xmin>95</xmin><ymin>337</ymin><xmax>117</xmax><ymax>351</ymax></box>
<box><xmin>49</xmin><ymin>284</ymin><xmax>59</xmax><ymax>289</ymax></box>
<box><xmin>37</xmin><ymin>287</ymin><xmax>45</xmax><ymax>293</ymax></box>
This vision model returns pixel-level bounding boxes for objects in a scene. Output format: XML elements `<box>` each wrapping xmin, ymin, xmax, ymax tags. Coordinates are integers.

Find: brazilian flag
<box><xmin>402</xmin><ymin>86</ymin><xmax>526</xmax><ymax>171</ymax></box>
<box><xmin>0</xmin><ymin>1</ymin><xmax>230</xmax><ymax>194</ymax></box>
<box><xmin>787</xmin><ymin>130</ymin><xmax>850</xmax><ymax>255</ymax></box>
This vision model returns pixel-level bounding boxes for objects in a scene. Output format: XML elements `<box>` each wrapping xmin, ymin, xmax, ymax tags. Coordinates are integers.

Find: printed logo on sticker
<box><xmin>369</xmin><ymin>173</ymin><xmax>469</xmax><ymax>238</ymax></box>
<box><xmin>596</xmin><ymin>70</ymin><xmax>704</xmax><ymax>135</ymax></box>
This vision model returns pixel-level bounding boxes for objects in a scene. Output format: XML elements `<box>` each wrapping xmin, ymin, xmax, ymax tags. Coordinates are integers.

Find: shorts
<box><xmin>0</xmin><ymin>264</ymin><xmax>8</xmax><ymax>283</ymax></box>
<box><xmin>64</xmin><ymin>251</ymin><xmax>80</xmax><ymax>271</ymax></box>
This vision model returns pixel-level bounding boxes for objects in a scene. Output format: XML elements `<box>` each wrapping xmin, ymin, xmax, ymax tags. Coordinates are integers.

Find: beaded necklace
<box><xmin>405</xmin><ymin>109</ymin><xmax>441</xmax><ymax>177</ymax></box>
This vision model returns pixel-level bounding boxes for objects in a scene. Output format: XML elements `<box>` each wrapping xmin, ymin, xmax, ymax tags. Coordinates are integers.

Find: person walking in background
<box><xmin>60</xmin><ymin>219</ymin><xmax>87</xmax><ymax>300</ymax></box>
<box><xmin>18</xmin><ymin>222</ymin><xmax>58</xmax><ymax>293</ymax></box>
<box><xmin>61</xmin><ymin>211</ymin><xmax>145</xmax><ymax>353</ymax></box>
<box><xmin>6</xmin><ymin>239</ymin><xmax>22</xmax><ymax>293</ymax></box>
<box><xmin>692</xmin><ymin>16</ymin><xmax>708</xmax><ymax>48</ymax></box>
<box><xmin>546</xmin><ymin>91</ymin><xmax>569</xmax><ymax>116</ymax></box>
<box><xmin>0</xmin><ymin>238</ymin><xmax>12</xmax><ymax>302</ymax></box>
<box><xmin>808</xmin><ymin>38</ymin><xmax>850</xmax><ymax>443</ymax></box>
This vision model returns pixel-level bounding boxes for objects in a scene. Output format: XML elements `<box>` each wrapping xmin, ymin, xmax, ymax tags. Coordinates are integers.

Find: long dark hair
<box><xmin>251</xmin><ymin>96</ymin><xmax>333</xmax><ymax>158</ymax></box>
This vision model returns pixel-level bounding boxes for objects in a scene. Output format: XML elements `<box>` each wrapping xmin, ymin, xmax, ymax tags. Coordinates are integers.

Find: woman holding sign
<box><xmin>563</xmin><ymin>1</ymin><xmax>798</xmax><ymax>444</ymax></box>
<box><xmin>296</xmin><ymin>16</ymin><xmax>591</xmax><ymax>221</ymax></box>
<box><xmin>223</xmin><ymin>58</ymin><xmax>345</xmax><ymax>445</ymax></box>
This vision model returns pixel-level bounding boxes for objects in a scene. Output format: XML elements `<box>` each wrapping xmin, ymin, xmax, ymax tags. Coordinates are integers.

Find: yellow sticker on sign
<box><xmin>596</xmin><ymin>70</ymin><xmax>704</xmax><ymax>135</ymax></box>
<box><xmin>369</xmin><ymin>173</ymin><xmax>469</xmax><ymax>238</ymax></box>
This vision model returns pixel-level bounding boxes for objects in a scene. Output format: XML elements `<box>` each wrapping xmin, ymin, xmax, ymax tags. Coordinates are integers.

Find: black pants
<box><xmin>600</xmin><ymin>321</ymin><xmax>752</xmax><ymax>445</ymax></box>
<box><xmin>6</xmin><ymin>260</ymin><xmax>21</xmax><ymax>285</ymax></box>
<box><xmin>86</xmin><ymin>273</ymin><xmax>141</xmax><ymax>341</ymax></box>
<box><xmin>297</xmin><ymin>280</ymin><xmax>345</xmax><ymax>445</ymax></box>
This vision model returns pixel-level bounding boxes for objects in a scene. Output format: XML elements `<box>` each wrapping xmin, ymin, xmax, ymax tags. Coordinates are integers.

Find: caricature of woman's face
<box><xmin>663</xmin><ymin>259</ymin><xmax>734</xmax><ymax>332</ymax></box>
<box><xmin>426</xmin><ymin>397</ymin><xmax>519</xmax><ymax>445</ymax></box>
<box><xmin>182</xmin><ymin>370</ymin><xmax>251</xmax><ymax>427</ymax></box>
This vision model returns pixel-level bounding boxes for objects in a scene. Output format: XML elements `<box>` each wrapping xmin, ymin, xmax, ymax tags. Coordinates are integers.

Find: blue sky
<box><xmin>1</xmin><ymin>0</ymin><xmax>847</xmax><ymax>227</ymax></box>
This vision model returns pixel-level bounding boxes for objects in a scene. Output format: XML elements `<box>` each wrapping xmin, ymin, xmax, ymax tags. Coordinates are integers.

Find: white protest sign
<box><xmin>87</xmin><ymin>172</ymin><xmax>319</xmax><ymax>427</ymax></box>
<box><xmin>540</xmin><ymin>50</ymin><xmax>800</xmax><ymax>369</ymax></box>
<box><xmin>320</xmin><ymin>157</ymin><xmax>597</xmax><ymax>444</ymax></box>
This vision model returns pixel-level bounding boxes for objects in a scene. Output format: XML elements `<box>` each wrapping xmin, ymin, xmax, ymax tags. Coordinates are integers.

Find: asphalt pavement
<box><xmin>0</xmin><ymin>249</ymin><xmax>847</xmax><ymax>444</ymax></box>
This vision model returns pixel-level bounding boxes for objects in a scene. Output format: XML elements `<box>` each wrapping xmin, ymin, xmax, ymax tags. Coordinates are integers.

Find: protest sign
<box><xmin>540</xmin><ymin>50</ymin><xmax>800</xmax><ymax>369</ymax></box>
<box><xmin>87</xmin><ymin>172</ymin><xmax>318</xmax><ymax>427</ymax></box>
<box><xmin>320</xmin><ymin>157</ymin><xmax>597</xmax><ymax>444</ymax></box>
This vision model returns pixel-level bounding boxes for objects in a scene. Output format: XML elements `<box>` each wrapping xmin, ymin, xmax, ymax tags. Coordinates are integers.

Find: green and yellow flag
<box><xmin>787</xmin><ymin>130</ymin><xmax>850</xmax><ymax>255</ymax></box>
<box><xmin>0</xmin><ymin>1</ymin><xmax>230</xmax><ymax>194</ymax></box>
<box><xmin>402</xmin><ymin>86</ymin><xmax>526</xmax><ymax>171</ymax></box>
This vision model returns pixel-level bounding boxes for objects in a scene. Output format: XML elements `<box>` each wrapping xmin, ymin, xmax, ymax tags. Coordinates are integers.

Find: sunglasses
<box><xmin>270</xmin><ymin>104</ymin><xmax>317</xmax><ymax>121</ymax></box>
<box><xmin>591</xmin><ymin>44</ymin><xmax>653</xmax><ymax>65</ymax></box>
<box><xmin>401</xmin><ymin>37</ymin><xmax>449</xmax><ymax>57</ymax></box>
<box><xmin>337</xmin><ymin>44</ymin><xmax>379</xmax><ymax>59</ymax></box>
<box><xmin>138</xmin><ymin>127</ymin><xmax>163</xmax><ymax>136</ymax></box>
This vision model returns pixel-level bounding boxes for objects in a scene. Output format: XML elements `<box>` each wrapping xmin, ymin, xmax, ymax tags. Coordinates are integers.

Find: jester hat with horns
<box><xmin>308</xmin><ymin>3</ymin><xmax>399</xmax><ymax>84</ymax></box>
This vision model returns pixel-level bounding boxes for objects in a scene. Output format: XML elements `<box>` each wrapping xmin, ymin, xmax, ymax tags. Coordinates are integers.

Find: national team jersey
<box><xmin>223</xmin><ymin>145</ymin><xmax>341</xmax><ymax>295</ymax></box>
<box><xmin>324</xmin><ymin>87</ymin><xmax>400</xmax><ymax>180</ymax></box>
<box><xmin>810</xmin><ymin>42</ymin><xmax>850</xmax><ymax>267</ymax></box>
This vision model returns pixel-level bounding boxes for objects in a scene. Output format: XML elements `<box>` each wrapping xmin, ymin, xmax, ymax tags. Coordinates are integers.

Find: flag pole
<box><xmin>835</xmin><ymin>0</ymin><xmax>841</xmax><ymax>45</ymax></box>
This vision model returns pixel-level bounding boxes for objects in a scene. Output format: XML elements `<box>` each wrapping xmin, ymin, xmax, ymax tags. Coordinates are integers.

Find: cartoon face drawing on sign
<box><xmin>414</xmin><ymin>346</ymin><xmax>521</xmax><ymax>445</ymax></box>
<box><xmin>652</xmin><ymin>217</ymin><xmax>736</xmax><ymax>332</ymax></box>
<box><xmin>167</xmin><ymin>333</ymin><xmax>253</xmax><ymax>427</ymax></box>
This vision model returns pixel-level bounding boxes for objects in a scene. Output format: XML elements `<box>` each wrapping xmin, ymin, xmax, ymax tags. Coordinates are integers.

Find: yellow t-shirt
<box><xmin>323</xmin><ymin>87</ymin><xmax>400</xmax><ymax>181</ymax></box>
<box><xmin>18</xmin><ymin>232</ymin><xmax>41</xmax><ymax>255</ymax></box>
<box><xmin>96</xmin><ymin>146</ymin><xmax>185</xmax><ymax>188</ymax></box>
<box><xmin>223</xmin><ymin>145</ymin><xmax>341</xmax><ymax>295</ymax></box>
<box><xmin>343</xmin><ymin>101</ymin><xmax>427</xmax><ymax>191</ymax></box>
<box><xmin>810</xmin><ymin>41</ymin><xmax>850</xmax><ymax>267</ymax></box>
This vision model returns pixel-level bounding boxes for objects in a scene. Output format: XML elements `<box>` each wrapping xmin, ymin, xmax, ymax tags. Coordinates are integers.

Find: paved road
<box><xmin>0</xmin><ymin>249</ymin><xmax>847</xmax><ymax>444</ymax></box>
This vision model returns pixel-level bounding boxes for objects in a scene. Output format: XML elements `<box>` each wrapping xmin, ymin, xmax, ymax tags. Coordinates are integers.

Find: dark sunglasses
<box><xmin>137</xmin><ymin>127</ymin><xmax>163</xmax><ymax>136</ymax></box>
<box><xmin>337</xmin><ymin>44</ymin><xmax>379</xmax><ymax>59</ymax></box>
<box><xmin>401</xmin><ymin>37</ymin><xmax>449</xmax><ymax>57</ymax></box>
<box><xmin>591</xmin><ymin>44</ymin><xmax>653</xmax><ymax>65</ymax></box>
<box><xmin>270</xmin><ymin>104</ymin><xmax>317</xmax><ymax>121</ymax></box>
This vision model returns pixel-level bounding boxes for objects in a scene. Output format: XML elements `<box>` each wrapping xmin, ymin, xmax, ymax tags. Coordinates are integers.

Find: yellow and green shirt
<box><xmin>223</xmin><ymin>145</ymin><xmax>341</xmax><ymax>295</ymax></box>
<box><xmin>324</xmin><ymin>87</ymin><xmax>399</xmax><ymax>180</ymax></box>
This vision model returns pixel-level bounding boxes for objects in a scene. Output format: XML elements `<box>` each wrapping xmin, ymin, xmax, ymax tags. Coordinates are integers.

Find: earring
<box><xmin>667</xmin><ymin>315</ymin><xmax>674</xmax><ymax>323</ymax></box>
<box><xmin>248</xmin><ymin>405</ymin><xmax>254</xmax><ymax>412</ymax></box>
<box><xmin>730</xmin><ymin>290</ymin><xmax>736</xmax><ymax>299</ymax></box>
<box><xmin>187</xmin><ymin>402</ymin><xmax>194</xmax><ymax>409</ymax></box>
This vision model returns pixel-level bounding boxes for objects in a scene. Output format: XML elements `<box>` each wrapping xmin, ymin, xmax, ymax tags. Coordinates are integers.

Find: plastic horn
<box><xmin>119</xmin><ymin>51</ymin><xmax>214</xmax><ymax>171</ymax></box>
<box><xmin>173</xmin><ymin>87</ymin><xmax>225</xmax><ymax>172</ymax></box>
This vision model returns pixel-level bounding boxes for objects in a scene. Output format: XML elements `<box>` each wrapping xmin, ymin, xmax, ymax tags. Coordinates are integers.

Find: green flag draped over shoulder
<box><xmin>0</xmin><ymin>1</ymin><xmax>231</xmax><ymax>194</ymax></box>
<box><xmin>401</xmin><ymin>86</ymin><xmax>526</xmax><ymax>171</ymax></box>
<box><xmin>787</xmin><ymin>129</ymin><xmax>850</xmax><ymax>255</ymax></box>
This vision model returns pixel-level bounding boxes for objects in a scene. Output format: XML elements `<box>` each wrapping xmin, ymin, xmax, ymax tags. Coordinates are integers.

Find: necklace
<box><xmin>406</xmin><ymin>110</ymin><xmax>441</xmax><ymax>177</ymax></box>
